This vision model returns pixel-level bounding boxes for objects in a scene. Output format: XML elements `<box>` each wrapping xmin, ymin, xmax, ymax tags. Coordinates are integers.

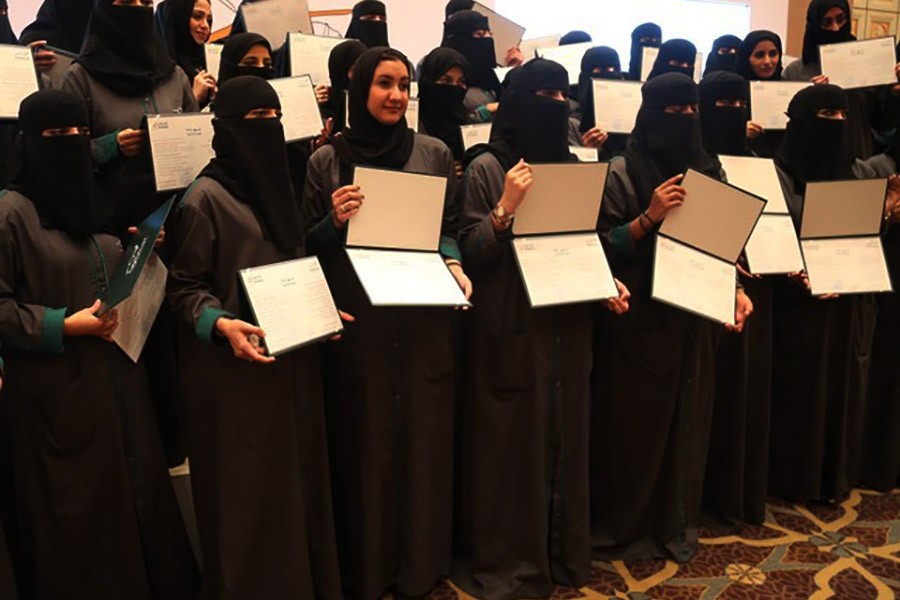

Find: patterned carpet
<box><xmin>410</xmin><ymin>488</ymin><xmax>900</xmax><ymax>600</ymax></box>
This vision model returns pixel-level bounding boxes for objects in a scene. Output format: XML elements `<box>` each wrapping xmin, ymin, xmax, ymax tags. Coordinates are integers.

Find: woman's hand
<box><xmin>127</xmin><ymin>225</ymin><xmax>165</xmax><ymax>249</ymax></box>
<box><xmin>885</xmin><ymin>174</ymin><xmax>900</xmax><ymax>224</ymax></box>
<box><xmin>726</xmin><ymin>290</ymin><xmax>754</xmax><ymax>333</ymax></box>
<box><xmin>811</xmin><ymin>74</ymin><xmax>829</xmax><ymax>85</ymax></box>
<box><xmin>329</xmin><ymin>310</ymin><xmax>356</xmax><ymax>341</ymax></box>
<box><xmin>116</xmin><ymin>128</ymin><xmax>146</xmax><ymax>158</ymax></box>
<box><xmin>746</xmin><ymin>121</ymin><xmax>764</xmax><ymax>140</ymax></box>
<box><xmin>485</xmin><ymin>102</ymin><xmax>500</xmax><ymax>114</ymax></box>
<box><xmin>28</xmin><ymin>41</ymin><xmax>57</xmax><ymax>72</ymax></box>
<box><xmin>604</xmin><ymin>279</ymin><xmax>631</xmax><ymax>315</ymax></box>
<box><xmin>63</xmin><ymin>300</ymin><xmax>119</xmax><ymax>341</ymax></box>
<box><xmin>505</xmin><ymin>47</ymin><xmax>524</xmax><ymax>68</ymax></box>
<box><xmin>581</xmin><ymin>126</ymin><xmax>608</xmax><ymax>149</ymax></box>
<box><xmin>315</xmin><ymin>117</ymin><xmax>334</xmax><ymax>150</ymax></box>
<box><xmin>315</xmin><ymin>84</ymin><xmax>330</xmax><ymax>104</ymax></box>
<box><xmin>647</xmin><ymin>174</ymin><xmax>686</xmax><ymax>223</ymax></box>
<box><xmin>454</xmin><ymin>160</ymin><xmax>464</xmax><ymax>180</ymax></box>
<box><xmin>331</xmin><ymin>184</ymin><xmax>364</xmax><ymax>229</ymax></box>
<box><xmin>215</xmin><ymin>318</ymin><xmax>275</xmax><ymax>364</ymax></box>
<box><xmin>447</xmin><ymin>261</ymin><xmax>473</xmax><ymax>307</ymax></box>
<box><xmin>498</xmin><ymin>159</ymin><xmax>534</xmax><ymax>215</ymax></box>
<box><xmin>192</xmin><ymin>69</ymin><xmax>216</xmax><ymax>105</ymax></box>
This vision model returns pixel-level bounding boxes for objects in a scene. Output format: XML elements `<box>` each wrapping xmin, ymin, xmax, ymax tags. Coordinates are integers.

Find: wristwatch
<box><xmin>493</xmin><ymin>203</ymin><xmax>514</xmax><ymax>227</ymax></box>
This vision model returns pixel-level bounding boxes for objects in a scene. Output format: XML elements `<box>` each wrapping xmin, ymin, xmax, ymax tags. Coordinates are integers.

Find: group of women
<box><xmin>0</xmin><ymin>0</ymin><xmax>897</xmax><ymax>598</ymax></box>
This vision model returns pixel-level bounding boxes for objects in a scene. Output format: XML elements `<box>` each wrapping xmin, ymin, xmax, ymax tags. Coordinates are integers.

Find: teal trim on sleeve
<box><xmin>41</xmin><ymin>307</ymin><xmax>66</xmax><ymax>355</ymax></box>
<box><xmin>609</xmin><ymin>224</ymin><xmax>639</xmax><ymax>262</ymax></box>
<box><xmin>196</xmin><ymin>307</ymin><xmax>231</xmax><ymax>346</ymax></box>
<box><xmin>439</xmin><ymin>235</ymin><xmax>462</xmax><ymax>262</ymax></box>
<box><xmin>475</xmin><ymin>105</ymin><xmax>492</xmax><ymax>123</ymax></box>
<box><xmin>94</xmin><ymin>131</ymin><xmax>122</xmax><ymax>166</ymax></box>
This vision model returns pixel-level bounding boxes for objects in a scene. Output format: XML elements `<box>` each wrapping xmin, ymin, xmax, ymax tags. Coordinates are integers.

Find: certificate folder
<box><xmin>652</xmin><ymin>169</ymin><xmax>766</xmax><ymax>324</ymax></box>
<box><xmin>511</xmin><ymin>162</ymin><xmax>618</xmax><ymax>308</ymax></box>
<box><xmin>345</xmin><ymin>167</ymin><xmax>470</xmax><ymax>307</ymax></box>
<box><xmin>472</xmin><ymin>2</ymin><xmax>526</xmax><ymax>67</ymax></box>
<box><xmin>288</xmin><ymin>33</ymin><xmax>346</xmax><ymax>85</ymax></box>
<box><xmin>146</xmin><ymin>112</ymin><xmax>215</xmax><ymax>192</ymax></box>
<box><xmin>749</xmin><ymin>81</ymin><xmax>812</xmax><ymax>130</ymax></box>
<box><xmin>269</xmin><ymin>76</ymin><xmax>323</xmax><ymax>142</ymax></box>
<box><xmin>539</xmin><ymin>42</ymin><xmax>594</xmax><ymax>85</ymax></box>
<box><xmin>0</xmin><ymin>44</ymin><xmax>40</xmax><ymax>119</ymax></box>
<box><xmin>819</xmin><ymin>36</ymin><xmax>897</xmax><ymax>90</ymax></box>
<box><xmin>238</xmin><ymin>257</ymin><xmax>343</xmax><ymax>356</ymax></box>
<box><xmin>592</xmin><ymin>80</ymin><xmax>642</xmax><ymax>135</ymax></box>
<box><xmin>799</xmin><ymin>179</ymin><xmax>893</xmax><ymax>295</ymax></box>
<box><xmin>240</xmin><ymin>0</ymin><xmax>312</xmax><ymax>49</ymax></box>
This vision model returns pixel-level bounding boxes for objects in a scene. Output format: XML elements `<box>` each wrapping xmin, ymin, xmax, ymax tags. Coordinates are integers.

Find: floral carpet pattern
<box><xmin>408</xmin><ymin>489</ymin><xmax>900</xmax><ymax>599</ymax></box>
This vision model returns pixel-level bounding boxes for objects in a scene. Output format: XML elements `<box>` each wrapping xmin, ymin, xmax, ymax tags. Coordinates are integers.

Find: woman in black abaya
<box><xmin>647</xmin><ymin>39</ymin><xmax>697</xmax><ymax>80</ymax></box>
<box><xmin>418</xmin><ymin>47</ymin><xmax>470</xmax><ymax>170</ymax></box>
<box><xmin>705</xmin><ymin>34</ymin><xmax>742</xmax><ymax>74</ymax></box>
<box><xmin>572</xmin><ymin>46</ymin><xmax>624</xmax><ymax>159</ymax></box>
<box><xmin>737</xmin><ymin>30</ymin><xmax>786</xmax><ymax>158</ymax></box>
<box><xmin>322</xmin><ymin>39</ymin><xmax>367</xmax><ymax>135</ymax></box>
<box><xmin>159</xmin><ymin>0</ymin><xmax>216</xmax><ymax>106</ymax></box>
<box><xmin>345</xmin><ymin>0</ymin><xmax>390</xmax><ymax>48</ymax></box>
<box><xmin>442</xmin><ymin>10</ymin><xmax>503</xmax><ymax>123</ymax></box>
<box><xmin>627</xmin><ymin>22</ymin><xmax>662</xmax><ymax>81</ymax></box>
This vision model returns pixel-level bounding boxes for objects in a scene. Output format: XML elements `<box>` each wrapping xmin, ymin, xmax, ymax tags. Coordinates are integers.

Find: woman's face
<box><xmin>820</xmin><ymin>6</ymin><xmax>848</xmax><ymax>31</ymax></box>
<box><xmin>714</xmin><ymin>98</ymin><xmax>747</xmax><ymax>108</ymax></box>
<box><xmin>437</xmin><ymin>65</ymin><xmax>467</xmax><ymax>89</ymax></box>
<box><xmin>367</xmin><ymin>59</ymin><xmax>410</xmax><ymax>126</ymax></box>
<box><xmin>243</xmin><ymin>107</ymin><xmax>281</xmax><ymax>119</ymax></box>
<box><xmin>41</xmin><ymin>126</ymin><xmax>90</xmax><ymax>137</ymax></box>
<box><xmin>535</xmin><ymin>89</ymin><xmax>566</xmax><ymax>102</ymax></box>
<box><xmin>749</xmin><ymin>39</ymin><xmax>780</xmax><ymax>79</ymax></box>
<box><xmin>190</xmin><ymin>0</ymin><xmax>212</xmax><ymax>45</ymax></box>
<box><xmin>359</xmin><ymin>13</ymin><xmax>386</xmax><ymax>22</ymax></box>
<box><xmin>668</xmin><ymin>59</ymin><xmax>691</xmax><ymax>70</ymax></box>
<box><xmin>816</xmin><ymin>107</ymin><xmax>848</xmax><ymax>120</ymax></box>
<box><xmin>240</xmin><ymin>44</ymin><xmax>273</xmax><ymax>68</ymax></box>
<box><xmin>112</xmin><ymin>0</ymin><xmax>153</xmax><ymax>6</ymax></box>
<box><xmin>472</xmin><ymin>29</ymin><xmax>492</xmax><ymax>39</ymax></box>
<box><xmin>664</xmin><ymin>104</ymin><xmax>698</xmax><ymax>114</ymax></box>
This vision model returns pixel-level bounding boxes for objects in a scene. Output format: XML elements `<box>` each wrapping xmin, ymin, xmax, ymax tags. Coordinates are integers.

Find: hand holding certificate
<box><xmin>461</xmin><ymin>123</ymin><xmax>492</xmax><ymax>151</ymax></box>
<box><xmin>0</xmin><ymin>44</ymin><xmax>41</xmax><ymax>119</ymax></box>
<box><xmin>147</xmin><ymin>113</ymin><xmax>215</xmax><ymax>192</ymax></box>
<box><xmin>820</xmin><ymin>36</ymin><xmax>897</xmax><ymax>90</ymax></box>
<box><xmin>269</xmin><ymin>76</ymin><xmax>323</xmax><ymax>142</ymax></box>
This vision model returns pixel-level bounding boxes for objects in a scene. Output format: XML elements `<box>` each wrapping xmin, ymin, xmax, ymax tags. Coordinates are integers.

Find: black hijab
<box><xmin>705</xmin><ymin>34</ymin><xmax>741</xmax><ymax>73</ymax></box>
<box><xmin>78</xmin><ymin>0</ymin><xmax>175</xmax><ymax>97</ymax></box>
<box><xmin>163</xmin><ymin>0</ymin><xmax>209</xmax><ymax>77</ymax></box>
<box><xmin>419</xmin><ymin>48</ymin><xmax>469</xmax><ymax>160</ymax></box>
<box><xmin>19</xmin><ymin>0</ymin><xmax>94</xmax><ymax>53</ymax></box>
<box><xmin>561</xmin><ymin>31</ymin><xmax>592</xmax><ymax>46</ymax></box>
<box><xmin>699</xmin><ymin>71</ymin><xmax>749</xmax><ymax>156</ymax></box>
<box><xmin>199</xmin><ymin>76</ymin><xmax>303</xmax><ymax>250</ymax></box>
<box><xmin>332</xmin><ymin>47</ymin><xmax>416</xmax><ymax>170</ymax></box>
<box><xmin>345</xmin><ymin>0</ymin><xmax>389</xmax><ymax>49</ymax></box>
<box><xmin>774</xmin><ymin>83</ymin><xmax>853</xmax><ymax>191</ymax></box>
<box><xmin>324</xmin><ymin>39</ymin><xmax>367</xmax><ymax>134</ymax></box>
<box><xmin>8</xmin><ymin>90</ymin><xmax>104</xmax><ymax>238</ymax></box>
<box><xmin>217</xmin><ymin>33</ymin><xmax>275</xmax><ymax>85</ymax></box>
<box><xmin>445</xmin><ymin>0</ymin><xmax>474</xmax><ymax>18</ymax></box>
<box><xmin>736</xmin><ymin>30</ymin><xmax>783</xmax><ymax>81</ymax></box>
<box><xmin>801</xmin><ymin>0</ymin><xmax>853</xmax><ymax>65</ymax></box>
<box><xmin>578</xmin><ymin>46</ymin><xmax>624</xmax><ymax>133</ymax></box>
<box><xmin>628</xmin><ymin>22</ymin><xmax>662</xmax><ymax>81</ymax></box>
<box><xmin>480</xmin><ymin>58</ymin><xmax>572</xmax><ymax>171</ymax></box>
<box><xmin>647</xmin><ymin>39</ymin><xmax>696</xmax><ymax>80</ymax></box>
<box><xmin>624</xmin><ymin>72</ymin><xmax>721</xmax><ymax>210</ymax></box>
<box><xmin>0</xmin><ymin>1</ymin><xmax>16</xmax><ymax>44</ymax></box>
<box><xmin>442</xmin><ymin>10</ymin><xmax>501</xmax><ymax>96</ymax></box>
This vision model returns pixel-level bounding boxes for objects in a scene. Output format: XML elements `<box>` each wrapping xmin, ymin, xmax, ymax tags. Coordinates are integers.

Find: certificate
<box><xmin>238</xmin><ymin>257</ymin><xmax>343</xmax><ymax>355</ymax></box>
<box><xmin>592</xmin><ymin>79</ymin><xmax>642</xmax><ymax>134</ymax></box>
<box><xmin>472</xmin><ymin>1</ymin><xmax>526</xmax><ymax>66</ymax></box>
<box><xmin>241</xmin><ymin>0</ymin><xmax>312</xmax><ymax>49</ymax></box>
<box><xmin>801</xmin><ymin>237</ymin><xmax>893</xmax><ymax>295</ymax></box>
<box><xmin>147</xmin><ymin>113</ymin><xmax>214</xmax><ymax>192</ymax></box>
<box><xmin>112</xmin><ymin>253</ymin><xmax>167</xmax><ymax>363</ymax></box>
<box><xmin>719</xmin><ymin>155</ymin><xmax>790</xmax><ymax>214</ymax></box>
<box><xmin>461</xmin><ymin>123</ymin><xmax>492</xmax><ymax>150</ymax></box>
<box><xmin>347</xmin><ymin>167</ymin><xmax>448</xmax><ymax>251</ymax></box>
<box><xmin>801</xmin><ymin>179</ymin><xmax>887</xmax><ymax>239</ymax></box>
<box><xmin>269</xmin><ymin>76</ymin><xmax>323</xmax><ymax>142</ymax></box>
<box><xmin>652</xmin><ymin>236</ymin><xmax>737</xmax><ymax>325</ymax></box>
<box><xmin>0</xmin><ymin>44</ymin><xmax>40</xmax><ymax>119</ymax></box>
<box><xmin>539</xmin><ymin>42</ymin><xmax>593</xmax><ymax>84</ymax></box>
<box><xmin>43</xmin><ymin>45</ymin><xmax>76</xmax><ymax>89</ymax></box>
<box><xmin>287</xmin><ymin>33</ymin><xmax>345</xmax><ymax>85</ymax></box>
<box><xmin>743</xmin><ymin>214</ymin><xmax>805</xmax><ymax>275</ymax></box>
<box><xmin>513</xmin><ymin>162</ymin><xmax>608</xmax><ymax>236</ymax></box>
<box><xmin>406</xmin><ymin>97</ymin><xmax>420</xmax><ymax>132</ymax></box>
<box><xmin>820</xmin><ymin>36</ymin><xmax>897</xmax><ymax>90</ymax></box>
<box><xmin>204</xmin><ymin>43</ymin><xmax>223</xmax><ymax>79</ymax></box>
<box><xmin>641</xmin><ymin>46</ymin><xmax>703</xmax><ymax>82</ymax></box>
<box><xmin>569</xmin><ymin>146</ymin><xmax>598</xmax><ymax>162</ymax></box>
<box><xmin>346</xmin><ymin>248</ymin><xmax>469</xmax><ymax>307</ymax></box>
<box><xmin>494</xmin><ymin>66</ymin><xmax>514</xmax><ymax>82</ymax></box>
<box><xmin>519</xmin><ymin>34</ymin><xmax>561</xmax><ymax>61</ymax></box>
<box><xmin>750</xmin><ymin>81</ymin><xmax>812</xmax><ymax>130</ymax></box>
<box><xmin>512</xmin><ymin>233</ymin><xmax>618</xmax><ymax>307</ymax></box>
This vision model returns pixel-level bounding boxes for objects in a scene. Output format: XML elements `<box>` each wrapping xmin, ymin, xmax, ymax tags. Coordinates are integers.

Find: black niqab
<box><xmin>445</xmin><ymin>0</ymin><xmax>474</xmax><ymax>18</ymax></box>
<box><xmin>419</xmin><ymin>48</ymin><xmax>469</xmax><ymax>160</ymax></box>
<box><xmin>705</xmin><ymin>35</ymin><xmax>741</xmax><ymax>73</ymax></box>
<box><xmin>628</xmin><ymin>22</ymin><xmax>662</xmax><ymax>81</ymax></box>
<box><xmin>578</xmin><ymin>46</ymin><xmax>623</xmax><ymax>133</ymax></box>
<box><xmin>78</xmin><ymin>0</ymin><xmax>175</xmax><ymax>97</ymax></box>
<box><xmin>560</xmin><ymin>31</ymin><xmax>592</xmax><ymax>46</ymax></box>
<box><xmin>324</xmin><ymin>39</ymin><xmax>366</xmax><ymax>134</ymax></box>
<box><xmin>345</xmin><ymin>0</ymin><xmax>389</xmax><ymax>49</ymax></box>
<box><xmin>0</xmin><ymin>0</ymin><xmax>16</xmax><ymax>44</ymax></box>
<box><xmin>20</xmin><ymin>0</ymin><xmax>94</xmax><ymax>53</ymax></box>
<box><xmin>163</xmin><ymin>0</ymin><xmax>208</xmax><ymax>77</ymax></box>
<box><xmin>442</xmin><ymin>10</ymin><xmax>501</xmax><ymax>96</ymax></box>
<box><xmin>199</xmin><ymin>76</ymin><xmax>303</xmax><ymax>251</ymax></box>
<box><xmin>217</xmin><ymin>33</ymin><xmax>275</xmax><ymax>85</ymax></box>
<box><xmin>801</xmin><ymin>0</ymin><xmax>853</xmax><ymax>65</ymax></box>
<box><xmin>699</xmin><ymin>71</ymin><xmax>749</xmax><ymax>156</ymax></box>
<box><xmin>8</xmin><ymin>90</ymin><xmax>104</xmax><ymax>238</ymax></box>
<box><xmin>647</xmin><ymin>39</ymin><xmax>696</xmax><ymax>80</ymax></box>
<box><xmin>736</xmin><ymin>30</ymin><xmax>783</xmax><ymax>81</ymax></box>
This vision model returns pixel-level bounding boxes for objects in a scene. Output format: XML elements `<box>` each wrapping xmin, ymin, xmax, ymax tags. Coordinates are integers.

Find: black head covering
<box><xmin>647</xmin><ymin>39</ymin><xmax>696</xmax><ymax>80</ymax></box>
<box><xmin>699</xmin><ymin>71</ymin><xmax>749</xmax><ymax>156</ymax></box>
<box><xmin>801</xmin><ymin>0</ymin><xmax>853</xmax><ymax>65</ymax></box>
<box><xmin>774</xmin><ymin>83</ymin><xmax>853</xmax><ymax>191</ymax></box>
<box><xmin>19</xmin><ymin>0</ymin><xmax>94</xmax><ymax>52</ymax></box>
<box><xmin>324</xmin><ymin>39</ymin><xmax>367</xmax><ymax>134</ymax></box>
<box><xmin>624</xmin><ymin>72</ymin><xmax>721</xmax><ymax>210</ymax></box>
<box><xmin>560</xmin><ymin>31</ymin><xmax>592</xmax><ymax>46</ymax></box>
<box><xmin>162</xmin><ymin>0</ymin><xmax>209</xmax><ymax>77</ymax></box>
<box><xmin>199</xmin><ymin>76</ymin><xmax>303</xmax><ymax>250</ymax></box>
<box><xmin>78</xmin><ymin>0</ymin><xmax>176</xmax><ymax>97</ymax></box>
<box><xmin>480</xmin><ymin>58</ymin><xmax>572</xmax><ymax>171</ymax></box>
<box><xmin>442</xmin><ymin>10</ymin><xmax>501</xmax><ymax>96</ymax></box>
<box><xmin>419</xmin><ymin>48</ymin><xmax>469</xmax><ymax>160</ymax></box>
<box><xmin>628</xmin><ymin>22</ymin><xmax>662</xmax><ymax>81</ymax></box>
<box><xmin>217</xmin><ymin>32</ymin><xmax>275</xmax><ymax>85</ymax></box>
<box><xmin>332</xmin><ymin>47</ymin><xmax>416</xmax><ymax>170</ymax></box>
<box><xmin>8</xmin><ymin>90</ymin><xmax>104</xmax><ymax>237</ymax></box>
<box><xmin>445</xmin><ymin>0</ymin><xmax>474</xmax><ymax>18</ymax></box>
<box><xmin>345</xmin><ymin>0</ymin><xmax>389</xmax><ymax>49</ymax></box>
<box><xmin>0</xmin><ymin>0</ymin><xmax>16</xmax><ymax>44</ymax></box>
<box><xmin>705</xmin><ymin>34</ymin><xmax>742</xmax><ymax>73</ymax></box>
<box><xmin>736</xmin><ymin>30</ymin><xmax>783</xmax><ymax>81</ymax></box>
<box><xmin>578</xmin><ymin>46</ymin><xmax>624</xmax><ymax>133</ymax></box>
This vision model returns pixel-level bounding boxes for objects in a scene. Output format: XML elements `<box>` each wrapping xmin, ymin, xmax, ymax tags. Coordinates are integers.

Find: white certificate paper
<box><xmin>461</xmin><ymin>123</ymin><xmax>492</xmax><ymax>150</ymax></box>
<box><xmin>641</xmin><ymin>46</ymin><xmax>702</xmax><ymax>82</ymax></box>
<box><xmin>147</xmin><ymin>113</ymin><xmax>214</xmax><ymax>192</ymax></box>
<box><xmin>719</xmin><ymin>155</ymin><xmax>789</xmax><ymax>214</ymax></box>
<box><xmin>592</xmin><ymin>79</ymin><xmax>642</xmax><ymax>134</ymax></box>
<box><xmin>269</xmin><ymin>76</ymin><xmax>323</xmax><ymax>142</ymax></box>
<box><xmin>750</xmin><ymin>81</ymin><xmax>812</xmax><ymax>130</ymax></box>
<box><xmin>653</xmin><ymin>236</ymin><xmax>737</xmax><ymax>325</ymax></box>
<box><xmin>112</xmin><ymin>253</ymin><xmax>167</xmax><ymax>363</ymax></box>
<box><xmin>472</xmin><ymin>1</ymin><xmax>526</xmax><ymax>66</ymax></box>
<box><xmin>539</xmin><ymin>42</ymin><xmax>594</xmax><ymax>84</ymax></box>
<box><xmin>744</xmin><ymin>214</ymin><xmax>805</xmax><ymax>275</ymax></box>
<box><xmin>801</xmin><ymin>237</ymin><xmax>893</xmax><ymax>295</ymax></box>
<box><xmin>512</xmin><ymin>233</ymin><xmax>618</xmax><ymax>307</ymax></box>
<box><xmin>569</xmin><ymin>146</ymin><xmax>598</xmax><ymax>162</ymax></box>
<box><xmin>820</xmin><ymin>36</ymin><xmax>897</xmax><ymax>90</ymax></box>
<box><xmin>288</xmin><ymin>33</ymin><xmax>345</xmax><ymax>85</ymax></box>
<box><xmin>519</xmin><ymin>34</ymin><xmax>561</xmax><ymax>61</ymax></box>
<box><xmin>494</xmin><ymin>66</ymin><xmax>514</xmax><ymax>82</ymax></box>
<box><xmin>346</xmin><ymin>248</ymin><xmax>469</xmax><ymax>307</ymax></box>
<box><xmin>241</xmin><ymin>0</ymin><xmax>312</xmax><ymax>49</ymax></box>
<box><xmin>406</xmin><ymin>97</ymin><xmax>420</xmax><ymax>132</ymax></box>
<box><xmin>0</xmin><ymin>44</ymin><xmax>40</xmax><ymax>119</ymax></box>
<box><xmin>204</xmin><ymin>44</ymin><xmax>223</xmax><ymax>79</ymax></box>
<box><xmin>239</xmin><ymin>257</ymin><xmax>343</xmax><ymax>356</ymax></box>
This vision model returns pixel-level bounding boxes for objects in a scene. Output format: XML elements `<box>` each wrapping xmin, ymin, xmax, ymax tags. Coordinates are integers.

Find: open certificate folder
<box><xmin>800</xmin><ymin>179</ymin><xmax>893</xmax><ymax>295</ymax></box>
<box><xmin>653</xmin><ymin>169</ymin><xmax>766</xmax><ymax>324</ymax></box>
<box><xmin>269</xmin><ymin>76</ymin><xmax>323</xmax><ymax>142</ymax></box>
<box><xmin>820</xmin><ymin>36</ymin><xmax>897</xmax><ymax>90</ymax></box>
<box><xmin>345</xmin><ymin>167</ymin><xmax>469</xmax><ymax>307</ymax></box>
<box><xmin>147</xmin><ymin>113</ymin><xmax>214</xmax><ymax>192</ymax></box>
<box><xmin>719</xmin><ymin>155</ymin><xmax>804</xmax><ymax>275</ymax></box>
<box><xmin>511</xmin><ymin>163</ymin><xmax>618</xmax><ymax>308</ymax></box>
<box><xmin>0</xmin><ymin>44</ymin><xmax>40</xmax><ymax>119</ymax></box>
<box><xmin>238</xmin><ymin>257</ymin><xmax>343</xmax><ymax>356</ymax></box>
